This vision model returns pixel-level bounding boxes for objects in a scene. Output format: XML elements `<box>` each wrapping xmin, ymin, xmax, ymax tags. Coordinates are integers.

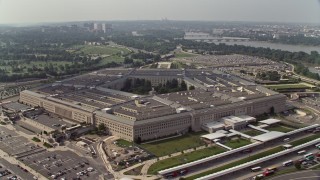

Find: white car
<box><xmin>87</xmin><ymin>167</ymin><xmax>94</xmax><ymax>172</ymax></box>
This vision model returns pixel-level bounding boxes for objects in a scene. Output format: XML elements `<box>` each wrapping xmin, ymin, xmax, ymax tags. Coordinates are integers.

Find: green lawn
<box><xmin>97</xmin><ymin>56</ymin><xmax>124</xmax><ymax>65</ymax></box>
<box><xmin>290</xmin><ymin>134</ymin><xmax>320</xmax><ymax>146</ymax></box>
<box><xmin>265</xmin><ymin>83</ymin><xmax>310</xmax><ymax>90</ymax></box>
<box><xmin>140</xmin><ymin>132</ymin><xmax>207</xmax><ymax>157</ymax></box>
<box><xmin>77</xmin><ymin>45</ymin><xmax>131</xmax><ymax>55</ymax></box>
<box><xmin>1</xmin><ymin>60</ymin><xmax>73</xmax><ymax>75</ymax></box>
<box><xmin>224</xmin><ymin>138</ymin><xmax>251</xmax><ymax>149</ymax></box>
<box><xmin>174</xmin><ymin>52</ymin><xmax>197</xmax><ymax>58</ymax></box>
<box><xmin>148</xmin><ymin>146</ymin><xmax>225</xmax><ymax>174</ymax></box>
<box><xmin>116</xmin><ymin>139</ymin><xmax>134</xmax><ymax>147</ymax></box>
<box><xmin>32</xmin><ymin>137</ymin><xmax>41</xmax><ymax>142</ymax></box>
<box><xmin>265</xmin><ymin>125</ymin><xmax>294</xmax><ymax>133</ymax></box>
<box><xmin>242</xmin><ymin>129</ymin><xmax>264</xmax><ymax>136</ymax></box>
<box><xmin>185</xmin><ymin>146</ymin><xmax>283</xmax><ymax>180</ymax></box>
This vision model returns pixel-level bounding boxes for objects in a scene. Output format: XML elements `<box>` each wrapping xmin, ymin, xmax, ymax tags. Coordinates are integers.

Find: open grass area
<box><xmin>140</xmin><ymin>132</ymin><xmax>207</xmax><ymax>157</ymax></box>
<box><xmin>0</xmin><ymin>60</ymin><xmax>73</xmax><ymax>75</ymax></box>
<box><xmin>97</xmin><ymin>56</ymin><xmax>124</xmax><ymax>65</ymax></box>
<box><xmin>174</xmin><ymin>52</ymin><xmax>197</xmax><ymax>58</ymax></box>
<box><xmin>242</xmin><ymin>129</ymin><xmax>264</xmax><ymax>136</ymax></box>
<box><xmin>265</xmin><ymin>125</ymin><xmax>294</xmax><ymax>133</ymax></box>
<box><xmin>43</xmin><ymin>142</ymin><xmax>53</xmax><ymax>148</ymax></box>
<box><xmin>32</xmin><ymin>137</ymin><xmax>41</xmax><ymax>142</ymax></box>
<box><xmin>290</xmin><ymin>133</ymin><xmax>320</xmax><ymax>146</ymax></box>
<box><xmin>77</xmin><ymin>45</ymin><xmax>131</xmax><ymax>55</ymax></box>
<box><xmin>116</xmin><ymin>139</ymin><xmax>134</xmax><ymax>147</ymax></box>
<box><xmin>224</xmin><ymin>138</ymin><xmax>251</xmax><ymax>149</ymax></box>
<box><xmin>124</xmin><ymin>165</ymin><xmax>144</xmax><ymax>175</ymax></box>
<box><xmin>265</xmin><ymin>83</ymin><xmax>310</xmax><ymax>90</ymax></box>
<box><xmin>148</xmin><ymin>146</ymin><xmax>225</xmax><ymax>174</ymax></box>
<box><xmin>185</xmin><ymin>146</ymin><xmax>283</xmax><ymax>180</ymax></box>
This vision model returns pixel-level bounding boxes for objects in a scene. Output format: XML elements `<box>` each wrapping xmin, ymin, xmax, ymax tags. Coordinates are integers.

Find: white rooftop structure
<box><xmin>260</xmin><ymin>119</ymin><xmax>281</xmax><ymax>125</ymax></box>
<box><xmin>237</xmin><ymin>115</ymin><xmax>256</xmax><ymax>122</ymax></box>
<box><xmin>203</xmin><ymin>121</ymin><xmax>225</xmax><ymax>128</ymax></box>
<box><xmin>222</xmin><ymin>115</ymin><xmax>256</xmax><ymax>123</ymax></box>
<box><xmin>201</xmin><ymin>133</ymin><xmax>226</xmax><ymax>141</ymax></box>
<box><xmin>216</xmin><ymin>130</ymin><xmax>228</xmax><ymax>134</ymax></box>
<box><xmin>252</xmin><ymin>131</ymin><xmax>285</xmax><ymax>142</ymax></box>
<box><xmin>258</xmin><ymin>124</ymin><xmax>269</xmax><ymax>128</ymax></box>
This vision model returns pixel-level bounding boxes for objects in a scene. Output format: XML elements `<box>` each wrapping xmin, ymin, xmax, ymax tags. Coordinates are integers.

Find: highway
<box><xmin>270</xmin><ymin>170</ymin><xmax>320</xmax><ymax>180</ymax></box>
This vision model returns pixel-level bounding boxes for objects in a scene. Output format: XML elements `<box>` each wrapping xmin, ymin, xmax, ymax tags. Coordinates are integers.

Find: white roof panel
<box><xmin>260</xmin><ymin>119</ymin><xmax>281</xmax><ymax>125</ymax></box>
<box><xmin>253</xmin><ymin>131</ymin><xmax>285</xmax><ymax>142</ymax></box>
<box><xmin>201</xmin><ymin>133</ymin><xmax>226</xmax><ymax>140</ymax></box>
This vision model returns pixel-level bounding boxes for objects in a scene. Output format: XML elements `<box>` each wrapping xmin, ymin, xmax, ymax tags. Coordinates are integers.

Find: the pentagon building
<box><xmin>20</xmin><ymin>68</ymin><xmax>286</xmax><ymax>141</ymax></box>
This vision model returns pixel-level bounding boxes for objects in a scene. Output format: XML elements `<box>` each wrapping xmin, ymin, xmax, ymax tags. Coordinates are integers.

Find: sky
<box><xmin>0</xmin><ymin>0</ymin><xmax>319</xmax><ymax>25</ymax></box>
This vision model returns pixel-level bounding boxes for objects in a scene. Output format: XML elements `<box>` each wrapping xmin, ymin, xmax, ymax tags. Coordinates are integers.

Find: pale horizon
<box><xmin>0</xmin><ymin>0</ymin><xmax>319</xmax><ymax>25</ymax></box>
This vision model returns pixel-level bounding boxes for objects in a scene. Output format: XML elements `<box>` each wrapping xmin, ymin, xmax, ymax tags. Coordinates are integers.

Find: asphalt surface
<box><xmin>270</xmin><ymin>170</ymin><xmax>320</xmax><ymax>180</ymax></box>
<box><xmin>0</xmin><ymin>158</ymin><xmax>35</xmax><ymax>180</ymax></box>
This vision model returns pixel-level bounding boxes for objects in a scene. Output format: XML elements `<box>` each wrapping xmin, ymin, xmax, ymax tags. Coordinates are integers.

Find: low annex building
<box><xmin>19</xmin><ymin>69</ymin><xmax>287</xmax><ymax>142</ymax></box>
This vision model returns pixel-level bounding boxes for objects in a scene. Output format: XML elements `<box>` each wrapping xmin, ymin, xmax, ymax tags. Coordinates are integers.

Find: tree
<box><xmin>189</xmin><ymin>86</ymin><xmax>195</xmax><ymax>90</ymax></box>
<box><xmin>124</xmin><ymin>57</ymin><xmax>133</xmax><ymax>64</ymax></box>
<box><xmin>270</xmin><ymin>106</ymin><xmax>275</xmax><ymax>115</ymax></box>
<box><xmin>181</xmin><ymin>81</ymin><xmax>187</xmax><ymax>91</ymax></box>
<box><xmin>294</xmin><ymin>161</ymin><xmax>302</xmax><ymax>170</ymax></box>
<box><xmin>135</xmin><ymin>137</ymin><xmax>142</xmax><ymax>144</ymax></box>
<box><xmin>98</xmin><ymin>123</ymin><xmax>106</xmax><ymax>132</ymax></box>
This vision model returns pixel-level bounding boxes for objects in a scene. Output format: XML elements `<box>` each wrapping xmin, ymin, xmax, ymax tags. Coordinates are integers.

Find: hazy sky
<box><xmin>0</xmin><ymin>0</ymin><xmax>319</xmax><ymax>24</ymax></box>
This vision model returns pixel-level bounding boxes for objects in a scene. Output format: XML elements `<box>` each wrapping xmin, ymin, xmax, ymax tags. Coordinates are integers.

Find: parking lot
<box><xmin>0</xmin><ymin>126</ymin><xmax>43</xmax><ymax>156</ymax></box>
<box><xmin>18</xmin><ymin>150</ymin><xmax>100</xmax><ymax>179</ymax></box>
<box><xmin>0</xmin><ymin>159</ymin><xmax>35</xmax><ymax>180</ymax></box>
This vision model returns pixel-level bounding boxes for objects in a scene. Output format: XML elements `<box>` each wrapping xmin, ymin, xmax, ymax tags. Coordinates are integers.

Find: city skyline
<box><xmin>0</xmin><ymin>0</ymin><xmax>319</xmax><ymax>25</ymax></box>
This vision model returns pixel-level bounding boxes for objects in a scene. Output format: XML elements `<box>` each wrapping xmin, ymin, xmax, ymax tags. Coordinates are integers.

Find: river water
<box><xmin>215</xmin><ymin>41</ymin><xmax>320</xmax><ymax>54</ymax></box>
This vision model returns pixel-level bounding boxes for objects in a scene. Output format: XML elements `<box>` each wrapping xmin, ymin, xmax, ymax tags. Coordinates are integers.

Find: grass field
<box><xmin>265</xmin><ymin>125</ymin><xmax>294</xmax><ymax>133</ymax></box>
<box><xmin>224</xmin><ymin>138</ymin><xmax>251</xmax><ymax>149</ymax></box>
<box><xmin>0</xmin><ymin>60</ymin><xmax>73</xmax><ymax>75</ymax></box>
<box><xmin>140</xmin><ymin>132</ymin><xmax>207</xmax><ymax>157</ymax></box>
<box><xmin>174</xmin><ymin>52</ymin><xmax>198</xmax><ymax>58</ymax></box>
<box><xmin>185</xmin><ymin>146</ymin><xmax>284</xmax><ymax>180</ymax></box>
<box><xmin>97</xmin><ymin>56</ymin><xmax>124</xmax><ymax>66</ymax></box>
<box><xmin>76</xmin><ymin>45</ymin><xmax>131</xmax><ymax>55</ymax></box>
<box><xmin>116</xmin><ymin>139</ymin><xmax>134</xmax><ymax>147</ymax></box>
<box><xmin>265</xmin><ymin>83</ymin><xmax>311</xmax><ymax>90</ymax></box>
<box><xmin>290</xmin><ymin>134</ymin><xmax>320</xmax><ymax>146</ymax></box>
<box><xmin>242</xmin><ymin>129</ymin><xmax>264</xmax><ymax>136</ymax></box>
<box><xmin>148</xmin><ymin>146</ymin><xmax>225</xmax><ymax>174</ymax></box>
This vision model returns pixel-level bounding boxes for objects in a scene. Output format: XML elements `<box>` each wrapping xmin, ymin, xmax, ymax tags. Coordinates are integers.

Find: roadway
<box><xmin>285</xmin><ymin>62</ymin><xmax>320</xmax><ymax>86</ymax></box>
<box><xmin>181</xmin><ymin>130</ymin><xmax>317</xmax><ymax>179</ymax></box>
<box><xmin>270</xmin><ymin>170</ymin><xmax>320</xmax><ymax>180</ymax></box>
<box><xmin>222</xmin><ymin>145</ymin><xmax>319</xmax><ymax>180</ymax></box>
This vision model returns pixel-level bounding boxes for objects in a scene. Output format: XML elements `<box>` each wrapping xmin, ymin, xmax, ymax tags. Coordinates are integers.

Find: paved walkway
<box><xmin>229</xmin><ymin>129</ymin><xmax>252</xmax><ymax>139</ymax></box>
<box><xmin>248</xmin><ymin>124</ymin><xmax>269</xmax><ymax>133</ymax></box>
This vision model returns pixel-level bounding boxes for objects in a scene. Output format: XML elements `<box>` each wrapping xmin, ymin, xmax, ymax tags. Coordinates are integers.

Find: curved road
<box><xmin>270</xmin><ymin>170</ymin><xmax>320</xmax><ymax>180</ymax></box>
